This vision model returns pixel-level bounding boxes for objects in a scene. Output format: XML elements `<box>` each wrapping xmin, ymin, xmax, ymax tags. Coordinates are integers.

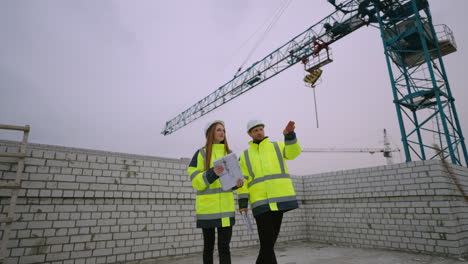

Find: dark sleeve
<box><xmin>189</xmin><ymin>150</ymin><xmax>218</xmax><ymax>184</ymax></box>
<box><xmin>188</xmin><ymin>150</ymin><xmax>199</xmax><ymax>167</ymax></box>
<box><xmin>205</xmin><ymin>168</ymin><xmax>219</xmax><ymax>184</ymax></box>
<box><xmin>284</xmin><ymin>131</ymin><xmax>296</xmax><ymax>141</ymax></box>
<box><xmin>239</xmin><ymin>198</ymin><xmax>248</xmax><ymax>209</ymax></box>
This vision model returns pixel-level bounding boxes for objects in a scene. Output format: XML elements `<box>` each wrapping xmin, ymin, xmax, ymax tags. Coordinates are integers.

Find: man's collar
<box><xmin>251</xmin><ymin>136</ymin><xmax>269</xmax><ymax>145</ymax></box>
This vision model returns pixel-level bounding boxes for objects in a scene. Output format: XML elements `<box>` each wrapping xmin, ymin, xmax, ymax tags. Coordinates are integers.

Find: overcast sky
<box><xmin>1</xmin><ymin>0</ymin><xmax>467</xmax><ymax>175</ymax></box>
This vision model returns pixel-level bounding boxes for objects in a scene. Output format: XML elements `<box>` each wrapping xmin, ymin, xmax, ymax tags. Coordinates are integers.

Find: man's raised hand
<box><xmin>283</xmin><ymin>121</ymin><xmax>295</xmax><ymax>135</ymax></box>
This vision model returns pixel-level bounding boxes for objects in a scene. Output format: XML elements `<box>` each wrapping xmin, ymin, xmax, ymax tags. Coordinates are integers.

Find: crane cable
<box><xmin>311</xmin><ymin>85</ymin><xmax>320</xmax><ymax>128</ymax></box>
<box><xmin>234</xmin><ymin>0</ymin><xmax>293</xmax><ymax>76</ymax></box>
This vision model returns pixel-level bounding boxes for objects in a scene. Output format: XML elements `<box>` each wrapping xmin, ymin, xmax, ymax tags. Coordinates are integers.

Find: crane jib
<box><xmin>162</xmin><ymin>0</ymin><xmax>370</xmax><ymax>136</ymax></box>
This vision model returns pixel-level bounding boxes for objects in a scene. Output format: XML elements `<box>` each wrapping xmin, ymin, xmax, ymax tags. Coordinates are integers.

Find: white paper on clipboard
<box><xmin>213</xmin><ymin>153</ymin><xmax>243</xmax><ymax>190</ymax></box>
<box><xmin>241</xmin><ymin>211</ymin><xmax>253</xmax><ymax>233</ymax></box>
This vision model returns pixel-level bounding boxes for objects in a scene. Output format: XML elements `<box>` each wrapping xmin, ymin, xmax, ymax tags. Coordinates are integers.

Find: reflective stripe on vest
<box><xmin>251</xmin><ymin>195</ymin><xmax>297</xmax><ymax>209</ymax></box>
<box><xmin>272</xmin><ymin>142</ymin><xmax>286</xmax><ymax>174</ymax></box>
<box><xmin>197</xmin><ymin>187</ymin><xmax>232</xmax><ymax>195</ymax></box>
<box><xmin>199</xmin><ymin>148</ymin><xmax>206</xmax><ymax>159</ymax></box>
<box><xmin>243</xmin><ymin>149</ymin><xmax>255</xmax><ymax>179</ymax></box>
<box><xmin>190</xmin><ymin>170</ymin><xmax>201</xmax><ymax>181</ymax></box>
<box><xmin>248</xmin><ymin>173</ymin><xmax>290</xmax><ymax>188</ymax></box>
<box><xmin>196</xmin><ymin>148</ymin><xmax>211</xmax><ymax>186</ymax></box>
<box><xmin>196</xmin><ymin>211</ymin><xmax>235</xmax><ymax>220</ymax></box>
<box><xmin>285</xmin><ymin>137</ymin><xmax>297</xmax><ymax>145</ymax></box>
<box><xmin>245</xmin><ymin>142</ymin><xmax>289</xmax><ymax>188</ymax></box>
<box><xmin>202</xmin><ymin>171</ymin><xmax>210</xmax><ymax>187</ymax></box>
<box><xmin>238</xmin><ymin>193</ymin><xmax>249</xmax><ymax>199</ymax></box>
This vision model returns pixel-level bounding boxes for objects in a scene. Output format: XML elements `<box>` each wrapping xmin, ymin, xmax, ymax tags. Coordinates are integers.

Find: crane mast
<box><xmin>373</xmin><ymin>0</ymin><xmax>467</xmax><ymax>166</ymax></box>
<box><xmin>162</xmin><ymin>0</ymin><xmax>468</xmax><ymax>168</ymax></box>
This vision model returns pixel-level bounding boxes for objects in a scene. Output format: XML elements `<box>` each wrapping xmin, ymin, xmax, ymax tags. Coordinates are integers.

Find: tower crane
<box><xmin>302</xmin><ymin>129</ymin><xmax>400</xmax><ymax>165</ymax></box>
<box><xmin>162</xmin><ymin>0</ymin><xmax>468</xmax><ymax>168</ymax></box>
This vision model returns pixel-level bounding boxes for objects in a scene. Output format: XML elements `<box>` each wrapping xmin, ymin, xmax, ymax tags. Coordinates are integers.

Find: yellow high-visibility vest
<box><xmin>238</xmin><ymin>137</ymin><xmax>301</xmax><ymax>216</ymax></box>
<box><xmin>187</xmin><ymin>144</ymin><xmax>236</xmax><ymax>228</ymax></box>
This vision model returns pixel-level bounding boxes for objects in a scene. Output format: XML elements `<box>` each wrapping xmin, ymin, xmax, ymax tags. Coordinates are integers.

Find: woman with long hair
<box><xmin>187</xmin><ymin>120</ymin><xmax>243</xmax><ymax>264</ymax></box>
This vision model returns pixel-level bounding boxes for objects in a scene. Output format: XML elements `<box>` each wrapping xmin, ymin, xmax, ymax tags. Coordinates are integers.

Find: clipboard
<box><xmin>213</xmin><ymin>153</ymin><xmax>243</xmax><ymax>190</ymax></box>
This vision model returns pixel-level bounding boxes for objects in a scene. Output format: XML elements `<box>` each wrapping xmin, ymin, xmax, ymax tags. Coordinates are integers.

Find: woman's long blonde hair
<box><xmin>204</xmin><ymin>122</ymin><xmax>231</xmax><ymax>170</ymax></box>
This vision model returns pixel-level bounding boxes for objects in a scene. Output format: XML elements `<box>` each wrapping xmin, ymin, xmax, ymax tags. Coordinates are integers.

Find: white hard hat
<box><xmin>246</xmin><ymin>120</ymin><xmax>264</xmax><ymax>133</ymax></box>
<box><xmin>205</xmin><ymin>120</ymin><xmax>225</xmax><ymax>136</ymax></box>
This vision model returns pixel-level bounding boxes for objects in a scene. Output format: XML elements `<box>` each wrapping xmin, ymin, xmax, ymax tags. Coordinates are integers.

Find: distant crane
<box><xmin>162</xmin><ymin>0</ymin><xmax>468</xmax><ymax>168</ymax></box>
<box><xmin>302</xmin><ymin>129</ymin><xmax>400</xmax><ymax>165</ymax></box>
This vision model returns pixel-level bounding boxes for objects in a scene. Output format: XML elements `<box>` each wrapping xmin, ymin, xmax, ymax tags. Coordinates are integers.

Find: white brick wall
<box><xmin>0</xmin><ymin>140</ymin><xmax>306</xmax><ymax>264</ymax></box>
<box><xmin>1</xmin><ymin>140</ymin><xmax>467</xmax><ymax>262</ymax></box>
<box><xmin>302</xmin><ymin>160</ymin><xmax>468</xmax><ymax>257</ymax></box>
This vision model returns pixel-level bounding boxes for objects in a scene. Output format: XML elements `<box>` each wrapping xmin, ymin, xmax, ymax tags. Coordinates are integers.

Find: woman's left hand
<box><xmin>214</xmin><ymin>165</ymin><xmax>224</xmax><ymax>175</ymax></box>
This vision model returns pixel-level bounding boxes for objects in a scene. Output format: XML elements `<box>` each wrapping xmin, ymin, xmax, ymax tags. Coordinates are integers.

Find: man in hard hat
<box><xmin>238</xmin><ymin>120</ymin><xmax>301</xmax><ymax>264</ymax></box>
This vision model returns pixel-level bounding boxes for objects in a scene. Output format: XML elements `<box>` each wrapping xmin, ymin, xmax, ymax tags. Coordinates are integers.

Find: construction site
<box><xmin>1</xmin><ymin>0</ymin><xmax>468</xmax><ymax>263</ymax></box>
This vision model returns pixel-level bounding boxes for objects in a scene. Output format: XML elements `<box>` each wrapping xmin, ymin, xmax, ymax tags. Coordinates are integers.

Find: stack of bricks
<box><xmin>0</xmin><ymin>140</ymin><xmax>307</xmax><ymax>264</ymax></box>
<box><xmin>303</xmin><ymin>160</ymin><xmax>468</xmax><ymax>257</ymax></box>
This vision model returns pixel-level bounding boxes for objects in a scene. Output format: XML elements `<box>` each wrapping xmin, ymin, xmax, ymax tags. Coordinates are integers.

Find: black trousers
<box><xmin>202</xmin><ymin>226</ymin><xmax>232</xmax><ymax>264</ymax></box>
<box><xmin>254</xmin><ymin>211</ymin><xmax>284</xmax><ymax>264</ymax></box>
